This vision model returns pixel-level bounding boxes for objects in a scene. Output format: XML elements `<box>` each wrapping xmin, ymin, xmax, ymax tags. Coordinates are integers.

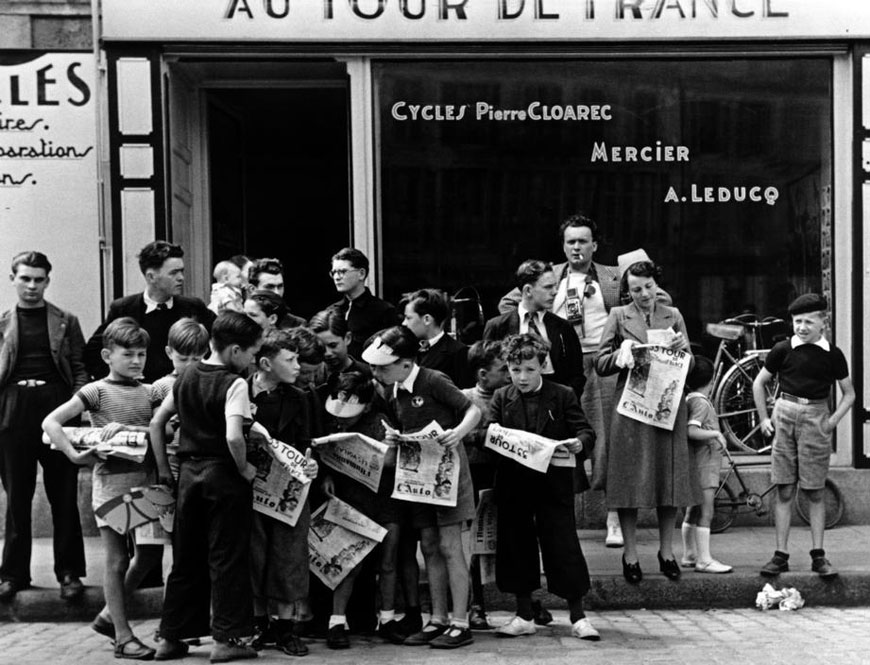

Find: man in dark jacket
<box><xmin>484</xmin><ymin>260</ymin><xmax>585</xmax><ymax>401</ymax></box>
<box><xmin>0</xmin><ymin>251</ymin><xmax>88</xmax><ymax>601</ymax></box>
<box><xmin>329</xmin><ymin>248</ymin><xmax>397</xmax><ymax>360</ymax></box>
<box><xmin>84</xmin><ymin>241</ymin><xmax>215</xmax><ymax>383</ymax></box>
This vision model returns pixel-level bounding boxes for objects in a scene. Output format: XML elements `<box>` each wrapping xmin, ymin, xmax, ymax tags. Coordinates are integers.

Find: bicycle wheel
<box><xmin>711</xmin><ymin>482</ymin><xmax>738</xmax><ymax>534</ymax></box>
<box><xmin>714</xmin><ymin>356</ymin><xmax>778</xmax><ymax>454</ymax></box>
<box><xmin>796</xmin><ymin>479</ymin><xmax>845</xmax><ymax>529</ymax></box>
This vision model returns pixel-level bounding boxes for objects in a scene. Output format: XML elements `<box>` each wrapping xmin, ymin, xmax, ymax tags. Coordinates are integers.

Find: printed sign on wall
<box><xmin>0</xmin><ymin>53</ymin><xmax>101</xmax><ymax>332</ymax></box>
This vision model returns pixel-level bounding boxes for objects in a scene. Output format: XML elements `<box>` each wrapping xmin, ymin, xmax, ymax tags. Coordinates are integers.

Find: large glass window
<box><xmin>374</xmin><ymin>58</ymin><xmax>832</xmax><ymax>349</ymax></box>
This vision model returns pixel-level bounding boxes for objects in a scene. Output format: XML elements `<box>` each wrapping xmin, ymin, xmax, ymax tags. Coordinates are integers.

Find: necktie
<box><xmin>419</xmin><ymin>340</ymin><xmax>430</xmax><ymax>353</ymax></box>
<box><xmin>526</xmin><ymin>313</ymin><xmax>542</xmax><ymax>338</ymax></box>
<box><xmin>156</xmin><ymin>303</ymin><xmax>168</xmax><ymax>311</ymax></box>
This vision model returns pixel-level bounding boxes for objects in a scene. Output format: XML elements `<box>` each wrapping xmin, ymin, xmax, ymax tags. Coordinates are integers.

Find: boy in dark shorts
<box><xmin>753</xmin><ymin>293</ymin><xmax>854</xmax><ymax>578</ymax></box>
<box><xmin>363</xmin><ymin>326</ymin><xmax>481</xmax><ymax>650</ymax></box>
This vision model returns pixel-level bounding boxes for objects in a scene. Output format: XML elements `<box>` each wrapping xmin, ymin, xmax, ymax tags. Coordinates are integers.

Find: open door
<box><xmin>164</xmin><ymin>63</ymin><xmax>211</xmax><ymax>298</ymax></box>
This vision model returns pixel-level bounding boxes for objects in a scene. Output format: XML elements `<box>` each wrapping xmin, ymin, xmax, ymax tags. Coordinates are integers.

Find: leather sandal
<box><xmin>114</xmin><ymin>635</ymin><xmax>156</xmax><ymax>660</ymax></box>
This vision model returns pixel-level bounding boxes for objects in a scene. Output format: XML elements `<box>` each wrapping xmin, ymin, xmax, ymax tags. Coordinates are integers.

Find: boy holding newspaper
<box><xmin>486</xmin><ymin>333</ymin><xmax>599</xmax><ymax>641</ymax></box>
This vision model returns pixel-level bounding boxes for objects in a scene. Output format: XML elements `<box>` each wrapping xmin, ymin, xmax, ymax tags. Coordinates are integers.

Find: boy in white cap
<box><xmin>363</xmin><ymin>326</ymin><xmax>481</xmax><ymax>650</ymax></box>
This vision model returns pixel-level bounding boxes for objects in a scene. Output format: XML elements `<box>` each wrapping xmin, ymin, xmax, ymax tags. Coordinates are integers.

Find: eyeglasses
<box><xmin>329</xmin><ymin>268</ymin><xmax>361</xmax><ymax>278</ymax></box>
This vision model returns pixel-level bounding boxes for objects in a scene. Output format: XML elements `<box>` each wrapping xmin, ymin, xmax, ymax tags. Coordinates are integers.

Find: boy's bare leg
<box><xmin>97</xmin><ymin>542</ymin><xmax>163</xmax><ymax>621</ymax></box>
<box><xmin>332</xmin><ymin>567</ymin><xmax>362</xmax><ymax>617</ymax></box>
<box><xmin>100</xmin><ymin>528</ymin><xmax>135</xmax><ymax>643</ymax></box>
<box><xmin>774</xmin><ymin>483</ymin><xmax>796</xmax><ymax>552</ymax></box>
<box><xmin>438</xmin><ymin>523</ymin><xmax>469</xmax><ymax>623</ymax></box>
<box><xmin>803</xmin><ymin>487</ymin><xmax>826</xmax><ymax>550</ymax></box>
<box><xmin>378</xmin><ymin>523</ymin><xmax>401</xmax><ymax>612</ymax></box>
<box><xmin>419</xmin><ymin>526</ymin><xmax>449</xmax><ymax>623</ymax></box>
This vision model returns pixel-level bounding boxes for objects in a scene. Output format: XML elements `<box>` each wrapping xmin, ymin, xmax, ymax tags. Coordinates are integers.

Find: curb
<box><xmin>5</xmin><ymin>571</ymin><xmax>870</xmax><ymax>623</ymax></box>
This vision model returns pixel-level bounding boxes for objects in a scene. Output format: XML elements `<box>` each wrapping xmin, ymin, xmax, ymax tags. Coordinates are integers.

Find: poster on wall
<box><xmin>0</xmin><ymin>53</ymin><xmax>101</xmax><ymax>332</ymax></box>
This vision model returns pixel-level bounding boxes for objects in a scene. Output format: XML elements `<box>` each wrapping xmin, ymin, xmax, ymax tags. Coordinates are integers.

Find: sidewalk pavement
<box><xmin>3</xmin><ymin>607</ymin><xmax>869</xmax><ymax>665</ymax></box>
<box><xmin>2</xmin><ymin>524</ymin><xmax>869</xmax><ymax>622</ymax></box>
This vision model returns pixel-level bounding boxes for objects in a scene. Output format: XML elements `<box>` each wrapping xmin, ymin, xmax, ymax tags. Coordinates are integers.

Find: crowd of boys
<box><xmin>0</xmin><ymin>219</ymin><xmax>854</xmax><ymax>661</ymax></box>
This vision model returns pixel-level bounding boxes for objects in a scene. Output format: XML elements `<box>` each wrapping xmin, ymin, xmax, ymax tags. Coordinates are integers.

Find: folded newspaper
<box><xmin>484</xmin><ymin>423</ymin><xmax>576</xmax><ymax>473</ymax></box>
<box><xmin>616</xmin><ymin>341</ymin><xmax>692</xmax><ymax>431</ymax></box>
<box><xmin>385</xmin><ymin>420</ymin><xmax>460</xmax><ymax>507</ymax></box>
<box><xmin>42</xmin><ymin>427</ymin><xmax>148</xmax><ymax>463</ymax></box>
<box><xmin>248</xmin><ymin>422</ymin><xmax>312</xmax><ymax>527</ymax></box>
<box><xmin>308</xmin><ymin>497</ymin><xmax>387</xmax><ymax>590</ymax></box>
<box><xmin>311</xmin><ymin>431</ymin><xmax>389</xmax><ymax>493</ymax></box>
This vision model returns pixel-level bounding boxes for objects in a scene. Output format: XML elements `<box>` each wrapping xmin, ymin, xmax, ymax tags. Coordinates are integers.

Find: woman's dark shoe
<box><xmin>622</xmin><ymin>555</ymin><xmax>643</xmax><ymax>584</ymax></box>
<box><xmin>658</xmin><ymin>551</ymin><xmax>681</xmax><ymax>580</ymax></box>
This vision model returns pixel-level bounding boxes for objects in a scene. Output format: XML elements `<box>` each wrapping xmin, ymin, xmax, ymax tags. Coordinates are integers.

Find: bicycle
<box><xmin>706</xmin><ymin>314</ymin><xmax>786</xmax><ymax>454</ymax></box>
<box><xmin>711</xmin><ymin>445</ymin><xmax>845</xmax><ymax>533</ymax></box>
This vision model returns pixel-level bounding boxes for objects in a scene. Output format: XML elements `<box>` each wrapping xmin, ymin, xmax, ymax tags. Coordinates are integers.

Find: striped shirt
<box><xmin>77</xmin><ymin>378</ymin><xmax>158</xmax><ymax>428</ymax></box>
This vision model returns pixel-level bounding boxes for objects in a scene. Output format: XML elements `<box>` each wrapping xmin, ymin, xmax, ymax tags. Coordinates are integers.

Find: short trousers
<box><xmin>690</xmin><ymin>440</ymin><xmax>723</xmax><ymax>490</ymax></box>
<box><xmin>770</xmin><ymin>398</ymin><xmax>832</xmax><ymax>490</ymax></box>
<box><xmin>91</xmin><ymin>466</ymin><xmax>155</xmax><ymax>529</ymax></box>
<box><xmin>409</xmin><ymin>458</ymin><xmax>476</xmax><ymax>529</ymax></box>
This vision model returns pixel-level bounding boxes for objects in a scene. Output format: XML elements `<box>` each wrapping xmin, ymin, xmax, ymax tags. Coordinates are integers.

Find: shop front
<box><xmin>96</xmin><ymin>0</ymin><xmax>870</xmax><ymax>469</ymax></box>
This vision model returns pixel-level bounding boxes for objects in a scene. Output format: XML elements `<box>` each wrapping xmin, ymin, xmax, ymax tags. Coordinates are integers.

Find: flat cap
<box><xmin>788</xmin><ymin>293</ymin><xmax>827</xmax><ymax>316</ymax></box>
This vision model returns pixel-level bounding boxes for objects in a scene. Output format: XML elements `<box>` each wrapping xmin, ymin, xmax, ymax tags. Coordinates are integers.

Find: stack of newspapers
<box><xmin>42</xmin><ymin>427</ymin><xmax>148</xmax><ymax>463</ymax></box>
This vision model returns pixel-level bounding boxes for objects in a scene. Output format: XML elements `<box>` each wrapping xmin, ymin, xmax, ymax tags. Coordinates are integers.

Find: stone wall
<box><xmin>0</xmin><ymin>0</ymin><xmax>92</xmax><ymax>50</ymax></box>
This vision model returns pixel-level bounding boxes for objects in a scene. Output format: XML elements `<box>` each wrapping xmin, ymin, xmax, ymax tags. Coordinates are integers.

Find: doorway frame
<box><xmin>162</xmin><ymin>57</ymin><xmax>362</xmax><ymax>299</ymax></box>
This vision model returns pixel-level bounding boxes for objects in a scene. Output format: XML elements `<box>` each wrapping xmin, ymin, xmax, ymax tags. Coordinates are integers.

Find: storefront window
<box><xmin>374</xmin><ymin>58</ymin><xmax>832</xmax><ymax>348</ymax></box>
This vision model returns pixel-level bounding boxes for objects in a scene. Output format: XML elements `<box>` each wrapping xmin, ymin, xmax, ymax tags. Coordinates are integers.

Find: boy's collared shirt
<box><xmin>143</xmin><ymin>291</ymin><xmax>174</xmax><ymax>313</ymax></box>
<box><xmin>394</xmin><ymin>363</ymin><xmax>421</xmax><ymax>397</ymax></box>
<box><xmin>426</xmin><ymin>330</ymin><xmax>446</xmax><ymax>347</ymax></box>
<box><xmin>790</xmin><ymin>334</ymin><xmax>830</xmax><ymax>351</ymax></box>
<box><xmin>765</xmin><ymin>337</ymin><xmax>848</xmax><ymax>401</ymax></box>
<box><xmin>517</xmin><ymin>303</ymin><xmax>554</xmax><ymax>374</ymax></box>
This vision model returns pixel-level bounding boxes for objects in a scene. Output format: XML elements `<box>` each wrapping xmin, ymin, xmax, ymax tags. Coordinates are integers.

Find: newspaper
<box><xmin>42</xmin><ymin>427</ymin><xmax>148</xmax><ymax>463</ymax></box>
<box><xmin>616</xmin><ymin>345</ymin><xmax>692</xmax><ymax>431</ymax></box>
<box><xmin>248</xmin><ymin>422</ymin><xmax>312</xmax><ymax>527</ymax></box>
<box><xmin>311</xmin><ymin>431</ymin><xmax>389</xmax><ymax>493</ymax></box>
<box><xmin>387</xmin><ymin>421</ymin><xmax>460</xmax><ymax>507</ymax></box>
<box><xmin>133</xmin><ymin>485</ymin><xmax>175</xmax><ymax>545</ymax></box>
<box><xmin>308</xmin><ymin>497</ymin><xmax>387</xmax><ymax>590</ymax></box>
<box><xmin>470</xmin><ymin>488</ymin><xmax>497</xmax><ymax>555</ymax></box>
<box><xmin>484</xmin><ymin>423</ymin><xmax>576</xmax><ymax>473</ymax></box>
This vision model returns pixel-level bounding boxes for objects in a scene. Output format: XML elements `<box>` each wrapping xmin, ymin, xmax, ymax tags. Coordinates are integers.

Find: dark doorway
<box><xmin>207</xmin><ymin>86</ymin><xmax>350</xmax><ymax>320</ymax></box>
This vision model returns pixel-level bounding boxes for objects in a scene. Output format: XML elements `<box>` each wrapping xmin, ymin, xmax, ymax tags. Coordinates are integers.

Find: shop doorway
<box><xmin>205</xmin><ymin>86</ymin><xmax>350</xmax><ymax>319</ymax></box>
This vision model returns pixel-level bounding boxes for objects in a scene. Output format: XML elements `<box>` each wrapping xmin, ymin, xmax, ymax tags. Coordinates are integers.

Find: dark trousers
<box><xmin>494</xmin><ymin>462</ymin><xmax>590</xmax><ymax>599</ymax></box>
<box><xmin>160</xmin><ymin>458</ymin><xmax>253</xmax><ymax>642</ymax></box>
<box><xmin>0</xmin><ymin>384</ymin><xmax>85</xmax><ymax>585</ymax></box>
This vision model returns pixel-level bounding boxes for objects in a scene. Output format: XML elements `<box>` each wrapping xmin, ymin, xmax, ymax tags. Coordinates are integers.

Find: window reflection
<box><xmin>375</xmin><ymin>59</ymin><xmax>831</xmax><ymax>349</ymax></box>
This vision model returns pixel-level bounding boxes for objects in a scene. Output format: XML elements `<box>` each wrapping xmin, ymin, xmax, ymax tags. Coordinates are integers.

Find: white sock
<box><xmin>451</xmin><ymin>618</ymin><xmax>469</xmax><ymax>629</ymax></box>
<box><xmin>681</xmin><ymin>522</ymin><xmax>697</xmax><ymax>559</ymax></box>
<box><xmin>328</xmin><ymin>614</ymin><xmax>347</xmax><ymax>629</ymax></box>
<box><xmin>379</xmin><ymin>610</ymin><xmax>395</xmax><ymax>625</ymax></box>
<box><xmin>606</xmin><ymin>511</ymin><xmax>621</xmax><ymax>529</ymax></box>
<box><xmin>696</xmin><ymin>526</ymin><xmax>712</xmax><ymax>563</ymax></box>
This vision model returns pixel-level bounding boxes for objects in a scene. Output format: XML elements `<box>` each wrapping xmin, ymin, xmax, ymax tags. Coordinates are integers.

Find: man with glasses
<box><xmin>329</xmin><ymin>248</ymin><xmax>398</xmax><ymax>360</ymax></box>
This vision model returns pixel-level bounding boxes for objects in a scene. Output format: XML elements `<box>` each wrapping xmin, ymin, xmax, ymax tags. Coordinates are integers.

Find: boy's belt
<box><xmin>780</xmin><ymin>392</ymin><xmax>828</xmax><ymax>406</ymax></box>
<box><xmin>16</xmin><ymin>379</ymin><xmax>47</xmax><ymax>388</ymax></box>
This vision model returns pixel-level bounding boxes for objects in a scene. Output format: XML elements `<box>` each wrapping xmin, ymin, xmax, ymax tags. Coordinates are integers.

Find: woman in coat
<box><xmin>595</xmin><ymin>260</ymin><xmax>700</xmax><ymax>583</ymax></box>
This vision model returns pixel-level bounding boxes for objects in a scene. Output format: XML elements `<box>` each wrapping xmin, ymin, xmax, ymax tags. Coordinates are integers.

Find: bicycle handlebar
<box><xmin>721</xmin><ymin>315</ymin><xmax>785</xmax><ymax>329</ymax></box>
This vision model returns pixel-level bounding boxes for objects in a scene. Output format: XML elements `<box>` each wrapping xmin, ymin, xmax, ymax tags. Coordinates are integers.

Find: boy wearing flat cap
<box><xmin>752</xmin><ymin>293</ymin><xmax>854</xmax><ymax>579</ymax></box>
